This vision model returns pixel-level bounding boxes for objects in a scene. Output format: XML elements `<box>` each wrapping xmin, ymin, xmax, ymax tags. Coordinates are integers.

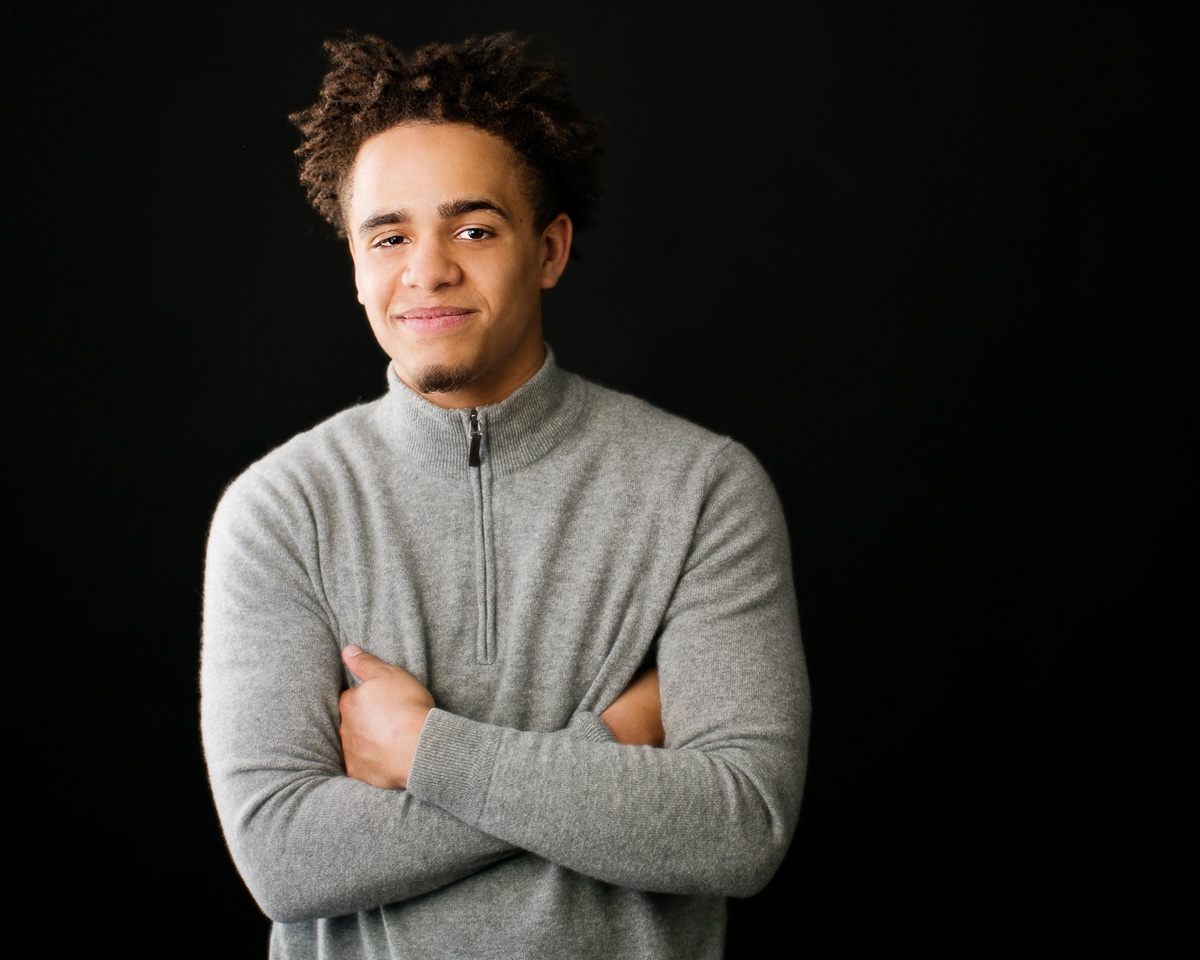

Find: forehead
<box><xmin>347</xmin><ymin>122</ymin><xmax>531</xmax><ymax>220</ymax></box>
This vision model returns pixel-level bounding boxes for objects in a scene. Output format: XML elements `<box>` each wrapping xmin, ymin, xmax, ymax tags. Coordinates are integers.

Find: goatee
<box><xmin>413</xmin><ymin>364</ymin><xmax>474</xmax><ymax>395</ymax></box>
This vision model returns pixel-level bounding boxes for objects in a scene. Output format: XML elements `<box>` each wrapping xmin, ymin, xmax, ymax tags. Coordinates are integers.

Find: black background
<box><xmin>13</xmin><ymin>1</ymin><xmax>1190</xmax><ymax>954</ymax></box>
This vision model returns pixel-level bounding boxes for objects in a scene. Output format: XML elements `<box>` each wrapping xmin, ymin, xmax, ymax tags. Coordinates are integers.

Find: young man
<box><xmin>202</xmin><ymin>33</ymin><xmax>809</xmax><ymax>959</ymax></box>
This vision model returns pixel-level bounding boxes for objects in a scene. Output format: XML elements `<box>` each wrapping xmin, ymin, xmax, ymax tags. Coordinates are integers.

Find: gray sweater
<box><xmin>201</xmin><ymin>351</ymin><xmax>809</xmax><ymax>958</ymax></box>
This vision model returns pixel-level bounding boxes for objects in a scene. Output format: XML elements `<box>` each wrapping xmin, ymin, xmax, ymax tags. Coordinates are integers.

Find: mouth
<box><xmin>398</xmin><ymin>306</ymin><xmax>477</xmax><ymax>333</ymax></box>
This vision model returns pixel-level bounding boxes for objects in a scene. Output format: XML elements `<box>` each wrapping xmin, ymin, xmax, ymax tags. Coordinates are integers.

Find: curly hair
<box><xmin>290</xmin><ymin>32</ymin><xmax>602</xmax><ymax>241</ymax></box>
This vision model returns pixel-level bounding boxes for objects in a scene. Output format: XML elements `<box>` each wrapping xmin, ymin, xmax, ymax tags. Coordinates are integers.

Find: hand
<box><xmin>339</xmin><ymin>645</ymin><xmax>434</xmax><ymax>789</ymax></box>
<box><xmin>600</xmin><ymin>668</ymin><xmax>664</xmax><ymax>747</ymax></box>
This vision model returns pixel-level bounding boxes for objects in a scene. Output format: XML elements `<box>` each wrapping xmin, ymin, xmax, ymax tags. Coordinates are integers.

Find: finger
<box><xmin>342</xmin><ymin>644</ymin><xmax>388</xmax><ymax>681</ymax></box>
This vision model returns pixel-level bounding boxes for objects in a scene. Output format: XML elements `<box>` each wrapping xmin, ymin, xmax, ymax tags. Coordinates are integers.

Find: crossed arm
<box><xmin>201</xmin><ymin>444</ymin><xmax>807</xmax><ymax>923</ymax></box>
<box><xmin>339</xmin><ymin>645</ymin><xmax>664</xmax><ymax>789</ymax></box>
<box><xmin>204</xmin><ymin>633</ymin><xmax>674</xmax><ymax>923</ymax></box>
<box><xmin>202</xmin><ymin>492</ymin><xmax>692</xmax><ymax>924</ymax></box>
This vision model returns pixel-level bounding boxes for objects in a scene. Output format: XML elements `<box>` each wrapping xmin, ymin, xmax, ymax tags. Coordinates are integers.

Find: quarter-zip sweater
<box><xmin>202</xmin><ymin>350</ymin><xmax>809</xmax><ymax>959</ymax></box>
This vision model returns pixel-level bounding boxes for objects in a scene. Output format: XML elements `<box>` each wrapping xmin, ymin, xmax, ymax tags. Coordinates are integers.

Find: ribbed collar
<box><xmin>376</xmin><ymin>346</ymin><xmax>589</xmax><ymax>478</ymax></box>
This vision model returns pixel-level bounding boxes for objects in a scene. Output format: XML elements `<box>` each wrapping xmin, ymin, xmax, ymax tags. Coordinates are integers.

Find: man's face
<box><xmin>345</xmin><ymin>122</ymin><xmax>572</xmax><ymax>409</ymax></box>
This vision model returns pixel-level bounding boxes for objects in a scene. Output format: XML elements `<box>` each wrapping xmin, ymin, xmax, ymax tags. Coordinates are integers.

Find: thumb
<box><xmin>342</xmin><ymin>644</ymin><xmax>387</xmax><ymax>681</ymax></box>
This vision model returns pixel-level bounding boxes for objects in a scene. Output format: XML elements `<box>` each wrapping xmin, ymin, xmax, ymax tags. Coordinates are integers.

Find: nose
<box><xmin>402</xmin><ymin>239</ymin><xmax>462</xmax><ymax>291</ymax></box>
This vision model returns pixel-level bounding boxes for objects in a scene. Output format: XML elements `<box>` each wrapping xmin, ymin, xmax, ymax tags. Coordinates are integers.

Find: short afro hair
<box><xmin>290</xmin><ymin>32</ymin><xmax>602</xmax><ymax>240</ymax></box>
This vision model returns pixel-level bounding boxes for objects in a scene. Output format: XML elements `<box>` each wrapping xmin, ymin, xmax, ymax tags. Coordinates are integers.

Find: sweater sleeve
<box><xmin>200</xmin><ymin>468</ymin><xmax>612</xmax><ymax>923</ymax></box>
<box><xmin>404</xmin><ymin>441</ymin><xmax>810</xmax><ymax>896</ymax></box>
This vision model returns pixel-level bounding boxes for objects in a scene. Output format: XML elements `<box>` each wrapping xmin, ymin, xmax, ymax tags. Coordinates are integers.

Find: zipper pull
<box><xmin>468</xmin><ymin>410</ymin><xmax>482</xmax><ymax>467</ymax></box>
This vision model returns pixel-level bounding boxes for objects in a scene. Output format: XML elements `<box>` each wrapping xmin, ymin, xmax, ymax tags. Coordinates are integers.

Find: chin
<box><xmin>411</xmin><ymin>363</ymin><xmax>475</xmax><ymax>395</ymax></box>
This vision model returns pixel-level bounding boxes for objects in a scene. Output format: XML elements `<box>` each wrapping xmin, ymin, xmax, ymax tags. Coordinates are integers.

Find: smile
<box><xmin>399</xmin><ymin>307</ymin><xmax>478</xmax><ymax>333</ymax></box>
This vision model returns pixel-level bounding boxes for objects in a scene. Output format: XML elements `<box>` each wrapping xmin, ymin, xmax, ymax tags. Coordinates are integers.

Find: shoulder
<box><xmin>574</xmin><ymin>376</ymin><xmax>732</xmax><ymax>459</ymax></box>
<box><xmin>211</xmin><ymin>396</ymin><xmax>386</xmax><ymax>533</ymax></box>
<box><xmin>259</xmin><ymin>398</ymin><xmax>387</xmax><ymax>484</ymax></box>
<box><xmin>562</xmin><ymin>374</ymin><xmax>779</xmax><ymax>518</ymax></box>
<box><xmin>576</xmin><ymin>376</ymin><xmax>766</xmax><ymax>478</ymax></box>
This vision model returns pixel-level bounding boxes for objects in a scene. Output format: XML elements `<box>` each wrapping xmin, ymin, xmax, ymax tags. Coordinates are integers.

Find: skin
<box><xmin>345</xmin><ymin>122</ymin><xmax>573</xmax><ymax>410</ymax></box>
<box><xmin>336</xmin><ymin>122</ymin><xmax>662</xmax><ymax>788</ymax></box>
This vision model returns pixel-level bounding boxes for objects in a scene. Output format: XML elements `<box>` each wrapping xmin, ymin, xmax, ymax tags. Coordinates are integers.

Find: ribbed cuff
<box><xmin>567</xmin><ymin>711</ymin><xmax>617</xmax><ymax>743</ymax></box>
<box><xmin>406</xmin><ymin>708</ymin><xmax>502</xmax><ymax>822</ymax></box>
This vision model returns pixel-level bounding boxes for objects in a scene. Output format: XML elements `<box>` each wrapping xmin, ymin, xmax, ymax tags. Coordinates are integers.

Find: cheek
<box><xmin>354</xmin><ymin>265</ymin><xmax>391</xmax><ymax>309</ymax></box>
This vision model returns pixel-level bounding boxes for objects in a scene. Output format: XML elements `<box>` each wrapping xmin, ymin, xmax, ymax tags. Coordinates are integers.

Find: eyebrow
<box><xmin>439</xmin><ymin>198</ymin><xmax>512</xmax><ymax>222</ymax></box>
<box><xmin>357</xmin><ymin>197</ymin><xmax>513</xmax><ymax>236</ymax></box>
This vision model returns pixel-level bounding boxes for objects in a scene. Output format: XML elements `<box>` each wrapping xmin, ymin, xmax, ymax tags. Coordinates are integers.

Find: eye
<box><xmin>455</xmin><ymin>227</ymin><xmax>493</xmax><ymax>241</ymax></box>
<box><xmin>372</xmin><ymin>235</ymin><xmax>409</xmax><ymax>249</ymax></box>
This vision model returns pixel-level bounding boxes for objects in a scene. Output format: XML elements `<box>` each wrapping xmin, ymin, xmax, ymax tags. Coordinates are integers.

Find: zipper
<box><xmin>466</xmin><ymin>408</ymin><xmax>495</xmax><ymax>663</ymax></box>
<box><xmin>468</xmin><ymin>409</ymin><xmax>482</xmax><ymax>467</ymax></box>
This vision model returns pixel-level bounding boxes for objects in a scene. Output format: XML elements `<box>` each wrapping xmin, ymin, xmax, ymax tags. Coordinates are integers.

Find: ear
<box><xmin>347</xmin><ymin>235</ymin><xmax>365</xmax><ymax>306</ymax></box>
<box><xmin>539</xmin><ymin>214</ymin><xmax>573</xmax><ymax>290</ymax></box>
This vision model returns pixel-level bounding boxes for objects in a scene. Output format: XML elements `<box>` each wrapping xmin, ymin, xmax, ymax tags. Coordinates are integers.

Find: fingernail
<box><xmin>344</xmin><ymin>644</ymin><xmax>362</xmax><ymax>657</ymax></box>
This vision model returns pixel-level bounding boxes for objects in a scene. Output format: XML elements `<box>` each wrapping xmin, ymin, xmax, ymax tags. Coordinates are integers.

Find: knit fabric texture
<box><xmin>201</xmin><ymin>349</ymin><xmax>810</xmax><ymax>958</ymax></box>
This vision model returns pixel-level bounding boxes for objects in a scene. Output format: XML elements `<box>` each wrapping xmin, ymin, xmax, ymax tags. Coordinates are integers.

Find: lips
<box><xmin>399</xmin><ymin>306</ymin><xmax>477</xmax><ymax>333</ymax></box>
